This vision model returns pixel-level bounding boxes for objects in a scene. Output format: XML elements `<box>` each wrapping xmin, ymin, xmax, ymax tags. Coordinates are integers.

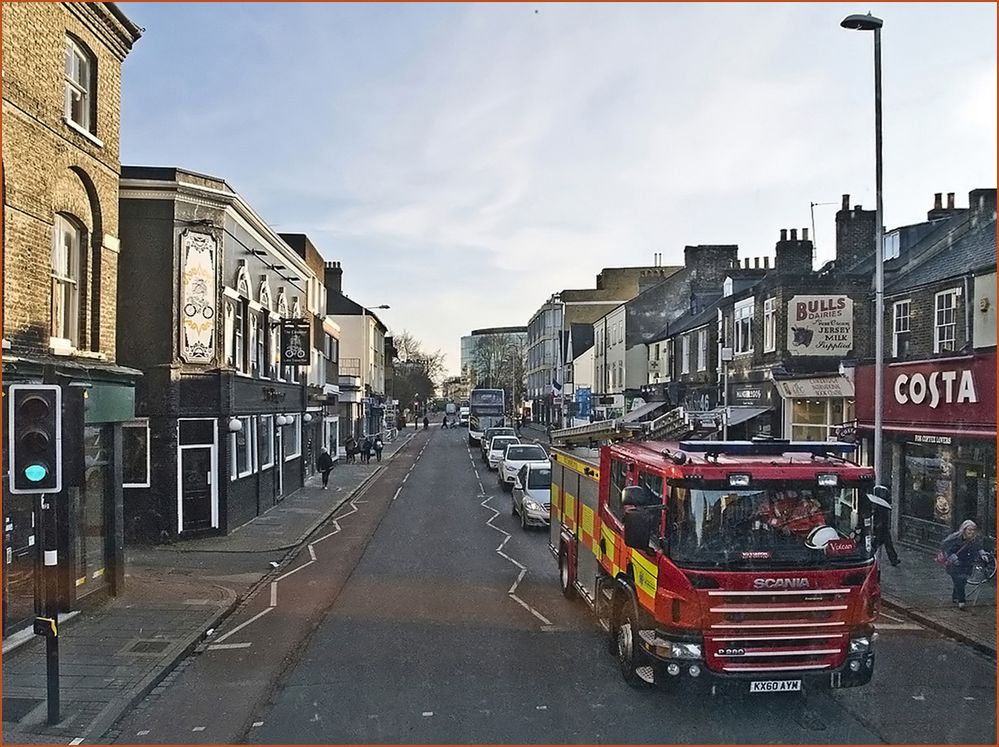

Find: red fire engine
<box><xmin>549</xmin><ymin>431</ymin><xmax>879</xmax><ymax>694</ymax></box>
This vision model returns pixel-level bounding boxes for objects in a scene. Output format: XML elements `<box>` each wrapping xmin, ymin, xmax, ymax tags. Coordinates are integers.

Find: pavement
<box><xmin>0</xmin><ymin>428</ymin><xmax>420</xmax><ymax>745</ymax></box>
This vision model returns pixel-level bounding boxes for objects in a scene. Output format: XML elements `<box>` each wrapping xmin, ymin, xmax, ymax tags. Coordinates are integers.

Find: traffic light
<box><xmin>8</xmin><ymin>384</ymin><xmax>62</xmax><ymax>494</ymax></box>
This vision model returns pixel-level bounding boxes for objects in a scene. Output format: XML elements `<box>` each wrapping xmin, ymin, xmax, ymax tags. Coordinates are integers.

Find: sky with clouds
<box><xmin>118</xmin><ymin>2</ymin><xmax>996</xmax><ymax>376</ymax></box>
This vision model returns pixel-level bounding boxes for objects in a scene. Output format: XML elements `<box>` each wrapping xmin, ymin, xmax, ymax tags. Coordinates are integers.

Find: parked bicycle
<box><xmin>967</xmin><ymin>549</ymin><xmax>997</xmax><ymax>586</ymax></box>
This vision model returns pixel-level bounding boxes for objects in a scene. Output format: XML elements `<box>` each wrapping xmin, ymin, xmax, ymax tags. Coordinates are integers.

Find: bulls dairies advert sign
<box><xmin>786</xmin><ymin>295</ymin><xmax>853</xmax><ymax>356</ymax></box>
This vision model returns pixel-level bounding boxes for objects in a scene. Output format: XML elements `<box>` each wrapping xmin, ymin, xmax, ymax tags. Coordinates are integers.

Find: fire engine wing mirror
<box><xmin>623</xmin><ymin>510</ymin><xmax>658</xmax><ymax>550</ymax></box>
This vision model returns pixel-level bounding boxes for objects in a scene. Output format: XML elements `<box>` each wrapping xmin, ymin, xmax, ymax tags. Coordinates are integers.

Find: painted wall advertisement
<box><xmin>786</xmin><ymin>295</ymin><xmax>853</xmax><ymax>356</ymax></box>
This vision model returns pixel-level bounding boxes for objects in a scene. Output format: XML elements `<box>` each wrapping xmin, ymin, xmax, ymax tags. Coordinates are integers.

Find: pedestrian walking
<box><xmin>316</xmin><ymin>447</ymin><xmax>335</xmax><ymax>489</ymax></box>
<box><xmin>360</xmin><ymin>436</ymin><xmax>372</xmax><ymax>464</ymax></box>
<box><xmin>868</xmin><ymin>488</ymin><xmax>900</xmax><ymax>566</ymax></box>
<box><xmin>344</xmin><ymin>436</ymin><xmax>356</xmax><ymax>464</ymax></box>
<box><xmin>374</xmin><ymin>435</ymin><xmax>384</xmax><ymax>462</ymax></box>
<box><xmin>423</xmin><ymin>416</ymin><xmax>429</xmax><ymax>431</ymax></box>
<box><xmin>939</xmin><ymin>519</ymin><xmax>983</xmax><ymax>610</ymax></box>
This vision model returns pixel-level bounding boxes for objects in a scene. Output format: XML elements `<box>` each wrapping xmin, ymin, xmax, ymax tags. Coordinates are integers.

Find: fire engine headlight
<box><xmin>669</xmin><ymin>642</ymin><xmax>703</xmax><ymax>660</ymax></box>
<box><xmin>848</xmin><ymin>636</ymin><xmax>872</xmax><ymax>654</ymax></box>
<box><xmin>817</xmin><ymin>473</ymin><xmax>839</xmax><ymax>487</ymax></box>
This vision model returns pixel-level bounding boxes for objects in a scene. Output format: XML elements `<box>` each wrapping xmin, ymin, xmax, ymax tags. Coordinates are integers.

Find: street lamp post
<box><xmin>359</xmin><ymin>303</ymin><xmax>390</xmax><ymax>436</ymax></box>
<box><xmin>841</xmin><ymin>12</ymin><xmax>885</xmax><ymax>490</ymax></box>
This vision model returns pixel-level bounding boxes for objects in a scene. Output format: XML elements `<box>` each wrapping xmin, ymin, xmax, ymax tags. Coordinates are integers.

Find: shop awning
<box><xmin>774</xmin><ymin>377</ymin><xmax>854</xmax><ymax>399</ymax></box>
<box><xmin>726</xmin><ymin>406</ymin><xmax>771</xmax><ymax>426</ymax></box>
<box><xmin>620</xmin><ymin>400</ymin><xmax>669</xmax><ymax>422</ymax></box>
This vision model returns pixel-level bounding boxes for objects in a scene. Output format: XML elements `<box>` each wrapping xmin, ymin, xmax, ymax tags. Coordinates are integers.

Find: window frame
<box><xmin>892</xmin><ymin>299</ymin><xmax>911</xmax><ymax>359</ymax></box>
<box><xmin>696</xmin><ymin>328</ymin><xmax>708</xmax><ymax>372</ymax></box>
<box><xmin>284</xmin><ymin>414</ymin><xmax>301</xmax><ymax>461</ymax></box>
<box><xmin>51</xmin><ymin>213</ymin><xmax>83</xmax><ymax>347</ymax></box>
<box><xmin>121</xmin><ymin>420</ymin><xmax>151</xmax><ymax>488</ymax></box>
<box><xmin>763</xmin><ymin>297</ymin><xmax>776</xmax><ymax>353</ymax></box>
<box><xmin>681</xmin><ymin>334</ymin><xmax>691</xmax><ymax>375</ymax></box>
<box><xmin>734</xmin><ymin>298</ymin><xmax>755</xmax><ymax>355</ymax></box>
<box><xmin>933</xmin><ymin>288</ymin><xmax>959</xmax><ymax>353</ymax></box>
<box><xmin>64</xmin><ymin>36</ymin><xmax>94</xmax><ymax>133</ymax></box>
<box><xmin>258</xmin><ymin>414</ymin><xmax>274</xmax><ymax>470</ymax></box>
<box><xmin>229</xmin><ymin>415</ymin><xmax>254</xmax><ymax>480</ymax></box>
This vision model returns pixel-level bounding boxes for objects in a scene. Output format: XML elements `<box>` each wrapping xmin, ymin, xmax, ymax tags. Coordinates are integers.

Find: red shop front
<box><xmin>855</xmin><ymin>353</ymin><xmax>996</xmax><ymax>549</ymax></box>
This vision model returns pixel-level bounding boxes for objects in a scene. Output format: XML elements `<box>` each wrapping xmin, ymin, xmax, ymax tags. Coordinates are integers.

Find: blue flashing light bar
<box><xmin>679</xmin><ymin>441</ymin><xmax>857</xmax><ymax>456</ymax></box>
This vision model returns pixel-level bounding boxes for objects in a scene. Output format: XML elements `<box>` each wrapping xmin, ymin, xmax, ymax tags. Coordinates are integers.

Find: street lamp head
<box><xmin>841</xmin><ymin>12</ymin><xmax>883</xmax><ymax>31</ymax></box>
<box><xmin>374</xmin><ymin>305</ymin><xmax>390</xmax><ymax>310</ymax></box>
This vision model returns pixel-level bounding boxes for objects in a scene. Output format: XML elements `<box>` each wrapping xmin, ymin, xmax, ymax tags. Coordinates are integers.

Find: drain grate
<box><xmin>124</xmin><ymin>639</ymin><xmax>171</xmax><ymax>654</ymax></box>
<box><xmin>2</xmin><ymin>697</ymin><xmax>43</xmax><ymax>723</ymax></box>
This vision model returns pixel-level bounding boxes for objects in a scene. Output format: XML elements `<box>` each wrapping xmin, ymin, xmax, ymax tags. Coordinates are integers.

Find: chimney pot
<box><xmin>842</xmin><ymin>194</ymin><xmax>850</xmax><ymax>210</ymax></box>
<box><xmin>754</xmin><ymin>257</ymin><xmax>760</xmax><ymax>269</ymax></box>
<box><xmin>790</xmin><ymin>228</ymin><xmax>798</xmax><ymax>241</ymax></box>
<box><xmin>947</xmin><ymin>192</ymin><xmax>955</xmax><ymax>209</ymax></box>
<box><xmin>780</xmin><ymin>229</ymin><xmax>788</xmax><ymax>241</ymax></box>
<box><xmin>934</xmin><ymin>193</ymin><xmax>943</xmax><ymax>210</ymax></box>
<box><xmin>802</xmin><ymin>227</ymin><xmax>809</xmax><ymax>241</ymax></box>
<box><xmin>764</xmin><ymin>256</ymin><xmax>770</xmax><ymax>269</ymax></box>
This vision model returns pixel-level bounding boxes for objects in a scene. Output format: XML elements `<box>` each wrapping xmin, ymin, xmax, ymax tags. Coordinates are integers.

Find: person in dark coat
<box><xmin>344</xmin><ymin>437</ymin><xmax>356</xmax><ymax>464</ymax></box>
<box><xmin>373</xmin><ymin>435</ymin><xmax>384</xmax><ymax>462</ymax></box>
<box><xmin>941</xmin><ymin>519</ymin><xmax>983</xmax><ymax>609</ymax></box>
<box><xmin>316</xmin><ymin>448</ymin><xmax>335</xmax><ymax>488</ymax></box>
<box><xmin>423</xmin><ymin>416</ymin><xmax>429</xmax><ymax>430</ymax></box>
<box><xmin>360</xmin><ymin>436</ymin><xmax>372</xmax><ymax>464</ymax></box>
<box><xmin>869</xmin><ymin>489</ymin><xmax>900</xmax><ymax>566</ymax></box>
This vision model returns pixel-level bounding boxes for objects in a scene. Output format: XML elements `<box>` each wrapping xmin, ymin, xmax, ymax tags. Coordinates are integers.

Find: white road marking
<box><xmin>879</xmin><ymin>611</ymin><xmax>906</xmax><ymax>623</ymax></box>
<box><xmin>393</xmin><ymin>486</ymin><xmax>403</xmax><ymax>502</ymax></box>
<box><xmin>275</xmin><ymin>560</ymin><xmax>314</xmax><ymax>582</ymax></box>
<box><xmin>207</xmin><ymin>642</ymin><xmax>253</xmax><ymax>650</ymax></box>
<box><xmin>308</xmin><ymin>544</ymin><xmax>317</xmax><ymax>562</ymax></box>
<box><xmin>252</xmin><ymin>721</ymin><xmax>264</xmax><ymax>727</ymax></box>
<box><xmin>136</xmin><ymin>730</ymin><xmax>151</xmax><ymax>737</ymax></box>
<box><xmin>215</xmin><ymin>607</ymin><xmax>273</xmax><ymax>642</ymax></box>
<box><xmin>422</xmin><ymin>711</ymin><xmax>434</xmax><ymax>717</ymax></box>
<box><xmin>912</xmin><ymin>694</ymin><xmax>925</xmax><ymax>701</ymax></box>
<box><xmin>876</xmin><ymin>623</ymin><xmax>924</xmax><ymax>631</ymax></box>
<box><xmin>192</xmin><ymin>726</ymin><xmax>206</xmax><ymax>732</ymax></box>
<box><xmin>70</xmin><ymin>739</ymin><xmax>85</xmax><ymax>745</ymax></box>
<box><xmin>964</xmin><ymin>696</ymin><xmax>976</xmax><ymax>701</ymax></box>
<box><xmin>270</xmin><ymin>581</ymin><xmax>278</xmax><ymax>606</ymax></box>
<box><xmin>536</xmin><ymin>705</ymin><xmax>548</xmax><ymax>710</ymax></box>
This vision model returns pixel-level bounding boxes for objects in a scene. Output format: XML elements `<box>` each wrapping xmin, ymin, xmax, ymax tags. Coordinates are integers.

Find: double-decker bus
<box><xmin>468</xmin><ymin>388</ymin><xmax>505</xmax><ymax>446</ymax></box>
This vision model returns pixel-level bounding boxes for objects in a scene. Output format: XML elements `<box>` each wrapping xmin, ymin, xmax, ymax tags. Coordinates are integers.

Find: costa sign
<box><xmin>893</xmin><ymin>369</ymin><xmax>977</xmax><ymax>407</ymax></box>
<box><xmin>854</xmin><ymin>354</ymin><xmax>996</xmax><ymax>433</ymax></box>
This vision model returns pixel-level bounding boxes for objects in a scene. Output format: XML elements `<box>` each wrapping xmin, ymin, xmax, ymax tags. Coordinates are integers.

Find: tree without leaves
<box><xmin>470</xmin><ymin>334</ymin><xmax>526</xmax><ymax>411</ymax></box>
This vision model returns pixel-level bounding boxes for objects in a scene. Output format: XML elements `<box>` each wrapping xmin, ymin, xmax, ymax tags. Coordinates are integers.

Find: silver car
<box><xmin>498</xmin><ymin>443</ymin><xmax>548</xmax><ymax>492</ymax></box>
<box><xmin>480</xmin><ymin>427</ymin><xmax>517</xmax><ymax>463</ymax></box>
<box><xmin>487</xmin><ymin>436</ymin><xmax>520</xmax><ymax>470</ymax></box>
<box><xmin>512</xmin><ymin>463</ymin><xmax>552</xmax><ymax>530</ymax></box>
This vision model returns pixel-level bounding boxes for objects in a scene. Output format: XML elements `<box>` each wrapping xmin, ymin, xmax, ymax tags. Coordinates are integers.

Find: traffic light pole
<box><xmin>39</xmin><ymin>493</ymin><xmax>60</xmax><ymax>724</ymax></box>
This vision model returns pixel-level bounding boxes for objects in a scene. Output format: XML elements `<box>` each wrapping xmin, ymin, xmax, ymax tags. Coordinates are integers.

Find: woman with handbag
<box><xmin>939</xmin><ymin>520</ymin><xmax>982</xmax><ymax>610</ymax></box>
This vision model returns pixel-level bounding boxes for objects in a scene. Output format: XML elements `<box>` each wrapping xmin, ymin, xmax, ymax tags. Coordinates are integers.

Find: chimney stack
<box><xmin>763</xmin><ymin>256</ymin><xmax>770</xmax><ymax>269</ymax></box>
<box><xmin>775</xmin><ymin>227</ymin><xmax>813</xmax><ymax>275</ymax></box>
<box><xmin>802</xmin><ymin>227</ymin><xmax>809</xmax><ymax>241</ymax></box>
<box><xmin>947</xmin><ymin>193</ymin><xmax>955</xmax><ymax>209</ymax></box>
<box><xmin>933</xmin><ymin>193</ymin><xmax>943</xmax><ymax>210</ymax></box>
<box><xmin>324</xmin><ymin>260</ymin><xmax>343</xmax><ymax>295</ymax></box>
<box><xmin>790</xmin><ymin>228</ymin><xmax>798</xmax><ymax>241</ymax></box>
<box><xmin>842</xmin><ymin>194</ymin><xmax>850</xmax><ymax>210</ymax></box>
<box><xmin>780</xmin><ymin>229</ymin><xmax>788</xmax><ymax>241</ymax></box>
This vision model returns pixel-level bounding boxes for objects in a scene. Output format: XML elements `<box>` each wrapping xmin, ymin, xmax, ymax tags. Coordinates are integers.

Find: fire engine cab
<box><xmin>549</xmin><ymin>428</ymin><xmax>880</xmax><ymax>694</ymax></box>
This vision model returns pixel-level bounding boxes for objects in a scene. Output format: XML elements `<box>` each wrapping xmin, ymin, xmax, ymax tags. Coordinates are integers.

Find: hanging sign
<box><xmin>280</xmin><ymin>319</ymin><xmax>311</xmax><ymax>367</ymax></box>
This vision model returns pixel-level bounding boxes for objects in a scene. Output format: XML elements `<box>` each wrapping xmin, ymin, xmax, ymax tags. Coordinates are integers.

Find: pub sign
<box><xmin>280</xmin><ymin>319</ymin><xmax>311</xmax><ymax>367</ymax></box>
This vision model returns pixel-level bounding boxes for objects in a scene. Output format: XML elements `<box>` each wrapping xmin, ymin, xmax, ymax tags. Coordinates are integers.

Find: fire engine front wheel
<box><xmin>615</xmin><ymin>594</ymin><xmax>654</xmax><ymax>689</ymax></box>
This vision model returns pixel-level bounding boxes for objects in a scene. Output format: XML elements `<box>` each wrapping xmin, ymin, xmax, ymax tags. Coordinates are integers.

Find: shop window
<box><xmin>892</xmin><ymin>300</ymin><xmax>911</xmax><ymax>358</ymax></box>
<box><xmin>763</xmin><ymin>297</ymin><xmax>776</xmax><ymax>353</ymax></box>
<box><xmin>77</xmin><ymin>425</ymin><xmax>109</xmax><ymax>597</ymax></box>
<box><xmin>789</xmin><ymin>398</ymin><xmax>854</xmax><ymax>442</ymax></box>
<box><xmin>51</xmin><ymin>213</ymin><xmax>82</xmax><ymax>347</ymax></box>
<box><xmin>122</xmin><ymin>421</ymin><xmax>150</xmax><ymax>488</ymax></box>
<box><xmin>64</xmin><ymin>36</ymin><xmax>94</xmax><ymax>132</ymax></box>
<box><xmin>258</xmin><ymin>415</ymin><xmax>274</xmax><ymax>469</ymax></box>
<box><xmin>230</xmin><ymin>416</ymin><xmax>253</xmax><ymax>479</ymax></box>
<box><xmin>284</xmin><ymin>414</ymin><xmax>301</xmax><ymax>460</ymax></box>
<box><xmin>934</xmin><ymin>289</ymin><xmax>959</xmax><ymax>353</ymax></box>
<box><xmin>734</xmin><ymin>298</ymin><xmax>754</xmax><ymax>355</ymax></box>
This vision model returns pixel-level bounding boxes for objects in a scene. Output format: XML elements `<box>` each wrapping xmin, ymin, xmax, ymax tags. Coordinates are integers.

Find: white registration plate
<box><xmin>750</xmin><ymin>679</ymin><xmax>802</xmax><ymax>693</ymax></box>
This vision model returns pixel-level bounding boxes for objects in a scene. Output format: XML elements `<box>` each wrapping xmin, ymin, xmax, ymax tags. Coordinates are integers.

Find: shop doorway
<box><xmin>176</xmin><ymin>419</ymin><xmax>218</xmax><ymax>533</ymax></box>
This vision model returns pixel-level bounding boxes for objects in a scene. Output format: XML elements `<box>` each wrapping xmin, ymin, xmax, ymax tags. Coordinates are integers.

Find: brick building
<box><xmin>117</xmin><ymin>167</ymin><xmax>325</xmax><ymax>541</ymax></box>
<box><xmin>1</xmin><ymin>2</ymin><xmax>142</xmax><ymax>636</ymax></box>
<box><xmin>854</xmin><ymin>189</ymin><xmax>997</xmax><ymax>549</ymax></box>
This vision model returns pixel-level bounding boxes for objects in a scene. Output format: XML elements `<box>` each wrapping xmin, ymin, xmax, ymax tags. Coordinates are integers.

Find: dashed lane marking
<box><xmin>393</xmin><ymin>486</ymin><xmax>403</xmax><ymax>501</ymax></box>
<box><xmin>70</xmin><ymin>739</ymin><xmax>84</xmax><ymax>745</ymax></box>
<box><xmin>251</xmin><ymin>722</ymin><xmax>264</xmax><ymax>727</ymax></box>
<box><xmin>422</xmin><ymin>711</ymin><xmax>434</xmax><ymax>717</ymax></box>
<box><xmin>308</xmin><ymin>544</ymin><xmax>317</xmax><ymax>562</ymax></box>
<box><xmin>136</xmin><ymin>730</ymin><xmax>150</xmax><ymax>737</ymax></box>
<box><xmin>270</xmin><ymin>581</ymin><xmax>278</xmax><ymax>606</ymax></box>
<box><xmin>207</xmin><ymin>642</ymin><xmax>252</xmax><ymax>650</ymax></box>
<box><xmin>192</xmin><ymin>726</ymin><xmax>206</xmax><ymax>732</ymax></box>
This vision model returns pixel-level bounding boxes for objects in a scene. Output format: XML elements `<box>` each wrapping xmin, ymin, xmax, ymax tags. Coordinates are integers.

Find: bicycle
<box><xmin>967</xmin><ymin>549</ymin><xmax>997</xmax><ymax>586</ymax></box>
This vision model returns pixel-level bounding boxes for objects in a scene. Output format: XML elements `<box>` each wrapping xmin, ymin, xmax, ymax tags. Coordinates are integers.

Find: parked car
<box><xmin>498</xmin><ymin>443</ymin><xmax>548</xmax><ymax>492</ymax></box>
<box><xmin>512</xmin><ymin>463</ymin><xmax>552</xmax><ymax>530</ymax></box>
<box><xmin>487</xmin><ymin>436</ymin><xmax>520</xmax><ymax>470</ymax></box>
<box><xmin>480</xmin><ymin>426</ymin><xmax>517</xmax><ymax>462</ymax></box>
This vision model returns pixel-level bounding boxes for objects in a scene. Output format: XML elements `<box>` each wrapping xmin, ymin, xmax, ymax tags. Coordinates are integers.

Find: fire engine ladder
<box><xmin>551</xmin><ymin>406</ymin><xmax>692</xmax><ymax>446</ymax></box>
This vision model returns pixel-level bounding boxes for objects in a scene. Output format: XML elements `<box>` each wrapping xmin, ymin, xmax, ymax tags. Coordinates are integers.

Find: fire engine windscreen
<box><xmin>667</xmin><ymin>483</ymin><xmax>873</xmax><ymax>568</ymax></box>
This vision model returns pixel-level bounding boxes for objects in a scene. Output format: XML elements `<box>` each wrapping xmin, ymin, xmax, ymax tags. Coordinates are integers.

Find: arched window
<box><xmin>52</xmin><ymin>213</ymin><xmax>83</xmax><ymax>346</ymax></box>
<box><xmin>64</xmin><ymin>36</ymin><xmax>95</xmax><ymax>132</ymax></box>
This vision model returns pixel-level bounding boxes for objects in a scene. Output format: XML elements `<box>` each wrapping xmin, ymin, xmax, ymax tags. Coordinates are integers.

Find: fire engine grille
<box><xmin>702</xmin><ymin>588</ymin><xmax>852</xmax><ymax>674</ymax></box>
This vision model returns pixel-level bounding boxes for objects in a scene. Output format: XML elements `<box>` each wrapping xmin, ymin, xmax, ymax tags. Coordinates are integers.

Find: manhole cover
<box><xmin>125</xmin><ymin>639</ymin><xmax>171</xmax><ymax>654</ymax></box>
<box><xmin>2</xmin><ymin>697</ymin><xmax>43</xmax><ymax>722</ymax></box>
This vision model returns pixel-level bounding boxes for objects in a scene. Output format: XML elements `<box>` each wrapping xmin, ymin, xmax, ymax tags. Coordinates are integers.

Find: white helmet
<box><xmin>805</xmin><ymin>525</ymin><xmax>841</xmax><ymax>550</ymax></box>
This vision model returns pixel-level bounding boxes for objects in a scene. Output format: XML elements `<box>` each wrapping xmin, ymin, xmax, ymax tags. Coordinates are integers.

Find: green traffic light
<box><xmin>24</xmin><ymin>464</ymin><xmax>48</xmax><ymax>482</ymax></box>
